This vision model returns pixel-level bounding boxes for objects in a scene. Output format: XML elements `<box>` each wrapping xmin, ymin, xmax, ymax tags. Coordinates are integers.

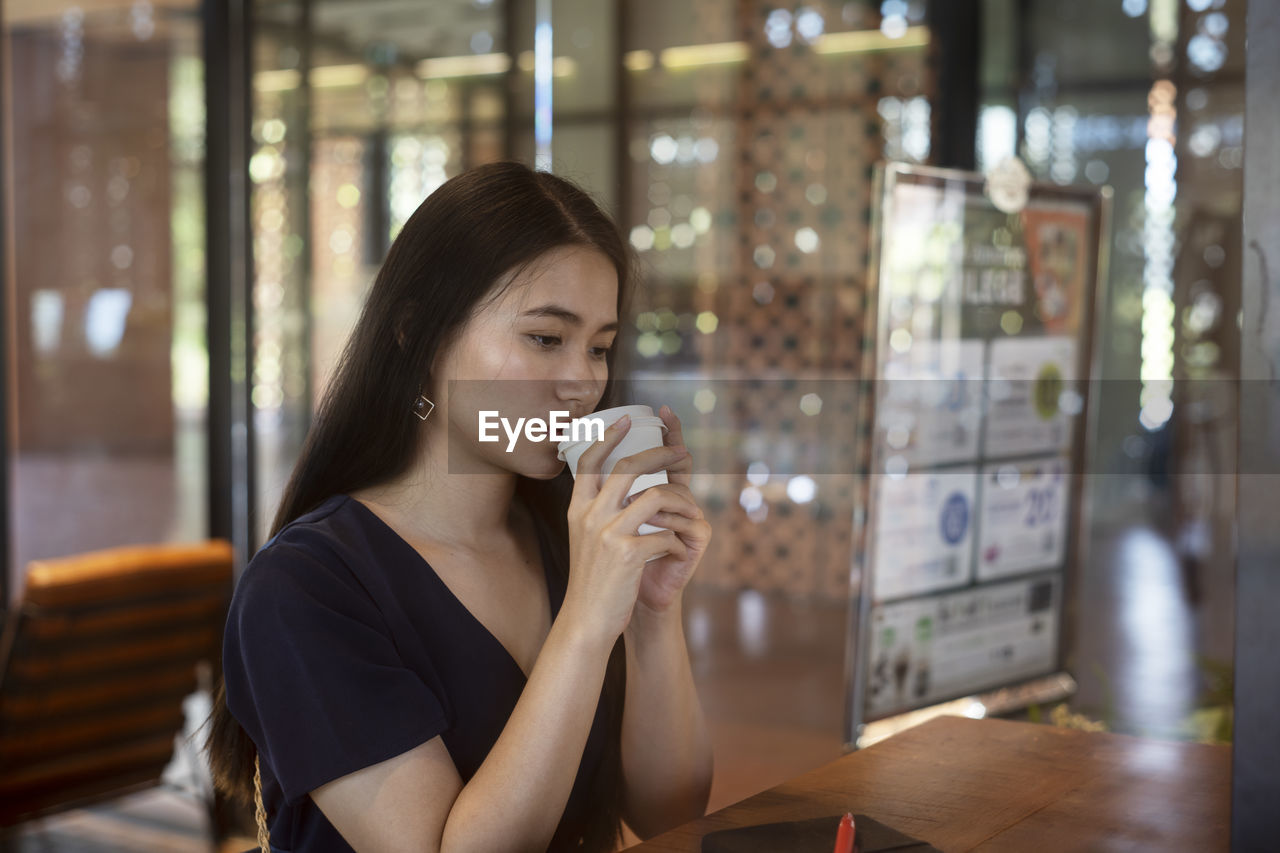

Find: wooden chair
<box><xmin>0</xmin><ymin>540</ymin><xmax>234</xmax><ymax>846</ymax></box>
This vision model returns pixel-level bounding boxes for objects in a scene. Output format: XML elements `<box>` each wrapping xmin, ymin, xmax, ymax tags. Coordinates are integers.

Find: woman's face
<box><xmin>428</xmin><ymin>244</ymin><xmax>619</xmax><ymax>479</ymax></box>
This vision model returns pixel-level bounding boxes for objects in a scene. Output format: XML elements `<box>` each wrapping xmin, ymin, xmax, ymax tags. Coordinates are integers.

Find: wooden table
<box><xmin>627</xmin><ymin>715</ymin><xmax>1230</xmax><ymax>852</ymax></box>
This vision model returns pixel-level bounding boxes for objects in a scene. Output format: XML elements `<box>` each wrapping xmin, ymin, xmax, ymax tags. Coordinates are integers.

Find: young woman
<box><xmin>203</xmin><ymin>161</ymin><xmax>714</xmax><ymax>852</ymax></box>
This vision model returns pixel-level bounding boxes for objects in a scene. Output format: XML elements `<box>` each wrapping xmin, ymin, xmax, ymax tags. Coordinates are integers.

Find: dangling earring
<box><xmin>412</xmin><ymin>393</ymin><xmax>435</xmax><ymax>421</ymax></box>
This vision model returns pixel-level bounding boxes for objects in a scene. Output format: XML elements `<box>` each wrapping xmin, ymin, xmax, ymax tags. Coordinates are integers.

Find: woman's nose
<box><xmin>565</xmin><ymin>350</ymin><xmax>607</xmax><ymax>382</ymax></box>
<box><xmin>556</xmin><ymin>370</ymin><xmax>604</xmax><ymax>409</ymax></box>
<box><xmin>558</xmin><ymin>375</ymin><xmax>602</xmax><ymax>400</ymax></box>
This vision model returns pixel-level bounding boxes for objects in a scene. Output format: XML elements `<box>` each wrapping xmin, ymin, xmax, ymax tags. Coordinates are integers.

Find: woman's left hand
<box><xmin>630</xmin><ymin>405</ymin><xmax>712</xmax><ymax>615</ymax></box>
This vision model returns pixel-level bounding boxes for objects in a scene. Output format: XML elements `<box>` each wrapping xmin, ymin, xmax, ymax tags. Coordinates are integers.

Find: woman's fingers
<box><xmin>577</xmin><ymin>406</ymin><xmax>692</xmax><ymax>508</ymax></box>
<box><xmin>641</xmin><ymin>511</ymin><xmax>702</xmax><ymax>537</ymax></box>
<box><xmin>600</xmin><ymin>444</ymin><xmax>689</xmax><ymax>509</ymax></box>
<box><xmin>653</xmin><ymin>481</ymin><xmax>702</xmax><ymax>515</ymax></box>
<box><xmin>623</xmin><ymin>482</ymin><xmax>702</xmax><ymax>517</ymax></box>
<box><xmin>658</xmin><ymin>405</ymin><xmax>684</xmax><ymax>445</ymax></box>
<box><xmin>636</xmin><ymin>529</ymin><xmax>688</xmax><ymax>563</ymax></box>
<box><xmin>658</xmin><ymin>405</ymin><xmax>693</xmax><ymax>487</ymax></box>
<box><xmin>613</xmin><ymin>483</ymin><xmax>701</xmax><ymax>535</ymax></box>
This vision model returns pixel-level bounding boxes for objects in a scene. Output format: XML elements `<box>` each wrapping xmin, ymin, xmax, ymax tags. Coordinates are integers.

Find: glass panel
<box><xmin>549</xmin><ymin>121</ymin><xmax>616</xmax><ymax>216</ymax></box>
<box><xmin>619</xmin><ymin>0</ymin><xmax>932</xmax><ymax>600</ymax></box>
<box><xmin>241</xmin><ymin>0</ymin><xmax>934</xmax><ymax>602</ymax></box>
<box><xmin>3</xmin><ymin>0</ymin><xmax>208</xmax><ymax>595</ymax></box>
<box><xmin>1026</xmin><ymin>0</ymin><xmax>1153</xmax><ymax>86</ymax></box>
<box><xmin>251</xmin><ymin>0</ymin><xmax>507</xmax><ymax>542</ymax></box>
<box><xmin>552</xmin><ymin>0</ymin><xmax>617</xmax><ymax>115</ymax></box>
<box><xmin>252</xmin><ymin>0</ymin><xmax>312</xmax><ymax>545</ymax></box>
<box><xmin>625</xmin><ymin>0</ymin><xmax>740</xmax><ymax>111</ymax></box>
<box><xmin>974</xmin><ymin>0</ymin><xmax>1245</xmax><ymax>739</ymax></box>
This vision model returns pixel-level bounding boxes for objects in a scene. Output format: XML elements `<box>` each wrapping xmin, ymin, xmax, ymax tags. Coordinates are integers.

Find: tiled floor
<box><xmin>2</xmin><ymin>516</ymin><xmax>1227</xmax><ymax>851</ymax></box>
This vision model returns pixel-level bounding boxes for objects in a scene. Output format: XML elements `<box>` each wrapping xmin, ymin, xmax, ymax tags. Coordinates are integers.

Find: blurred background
<box><xmin>0</xmin><ymin>0</ymin><xmax>1248</xmax><ymax>849</ymax></box>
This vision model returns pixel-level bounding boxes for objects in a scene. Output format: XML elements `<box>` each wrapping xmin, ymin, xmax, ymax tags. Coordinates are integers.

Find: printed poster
<box><xmin>976</xmin><ymin>456</ymin><xmax>1070</xmax><ymax>581</ymax></box>
<box><xmin>878</xmin><ymin>338</ymin><xmax>985</xmax><ymax>468</ymax></box>
<box><xmin>982</xmin><ymin>335</ymin><xmax>1078</xmax><ymax>458</ymax></box>
<box><xmin>872</xmin><ymin>468</ymin><xmax>978</xmax><ymax>601</ymax></box>
<box><xmin>865</xmin><ymin>574</ymin><xmax>1060</xmax><ymax>718</ymax></box>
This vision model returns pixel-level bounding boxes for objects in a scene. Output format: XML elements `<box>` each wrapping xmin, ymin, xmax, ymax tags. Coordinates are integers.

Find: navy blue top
<box><xmin>221</xmin><ymin>494</ymin><xmax>612</xmax><ymax>852</ymax></box>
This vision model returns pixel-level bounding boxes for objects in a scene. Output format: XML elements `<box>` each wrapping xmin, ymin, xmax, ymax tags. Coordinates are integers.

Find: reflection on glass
<box><xmin>238</xmin><ymin>0</ymin><xmax>935</xmax><ymax>598</ymax></box>
<box><xmin>3</xmin><ymin>1</ymin><xmax>208</xmax><ymax>597</ymax></box>
<box><xmin>251</xmin><ymin>1</ymin><xmax>508</xmax><ymax>542</ymax></box>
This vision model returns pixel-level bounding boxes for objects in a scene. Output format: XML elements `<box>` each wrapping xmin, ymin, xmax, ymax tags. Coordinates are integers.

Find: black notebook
<box><xmin>700</xmin><ymin>813</ymin><xmax>942</xmax><ymax>853</ymax></box>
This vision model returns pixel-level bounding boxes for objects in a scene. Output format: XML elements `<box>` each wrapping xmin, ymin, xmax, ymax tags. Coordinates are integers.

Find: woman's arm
<box><xmin>311</xmin><ymin>612</ymin><xmax>612</xmax><ymax>853</ymax></box>
<box><xmin>619</xmin><ymin>591</ymin><xmax>715</xmax><ymax>840</ymax></box>
<box><xmin>443</xmin><ymin>612</ymin><xmax>614</xmax><ymax>852</ymax></box>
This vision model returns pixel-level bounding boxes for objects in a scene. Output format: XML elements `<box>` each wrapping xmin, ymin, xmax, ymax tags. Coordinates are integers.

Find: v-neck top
<box><xmin>221</xmin><ymin>494</ymin><xmax>613</xmax><ymax>852</ymax></box>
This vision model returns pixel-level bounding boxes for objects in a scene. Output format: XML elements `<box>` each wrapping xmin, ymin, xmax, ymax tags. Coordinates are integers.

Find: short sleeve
<box><xmin>222</xmin><ymin>541</ymin><xmax>450</xmax><ymax>804</ymax></box>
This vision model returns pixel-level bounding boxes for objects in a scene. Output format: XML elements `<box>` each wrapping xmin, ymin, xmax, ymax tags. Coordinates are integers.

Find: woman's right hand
<box><xmin>561</xmin><ymin>415</ymin><xmax>696</xmax><ymax>646</ymax></box>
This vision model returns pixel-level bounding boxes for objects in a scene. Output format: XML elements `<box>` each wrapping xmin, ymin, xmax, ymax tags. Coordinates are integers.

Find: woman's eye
<box><xmin>530</xmin><ymin>334</ymin><xmax>612</xmax><ymax>359</ymax></box>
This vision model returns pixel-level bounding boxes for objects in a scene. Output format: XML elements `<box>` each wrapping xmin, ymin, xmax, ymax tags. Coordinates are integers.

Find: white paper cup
<box><xmin>557</xmin><ymin>404</ymin><xmax>671</xmax><ymax>537</ymax></box>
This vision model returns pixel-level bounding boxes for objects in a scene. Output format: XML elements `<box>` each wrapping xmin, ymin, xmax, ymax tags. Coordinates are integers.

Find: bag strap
<box><xmin>254</xmin><ymin>751</ymin><xmax>271</xmax><ymax>853</ymax></box>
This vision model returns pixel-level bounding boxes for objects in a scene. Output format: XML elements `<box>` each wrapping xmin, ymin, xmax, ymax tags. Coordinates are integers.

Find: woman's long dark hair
<box><xmin>204</xmin><ymin>160</ymin><xmax>638</xmax><ymax>852</ymax></box>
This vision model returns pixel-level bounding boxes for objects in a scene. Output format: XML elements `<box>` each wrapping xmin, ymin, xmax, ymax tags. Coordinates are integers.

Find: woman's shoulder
<box><xmin>224</xmin><ymin>497</ymin><xmax>413</xmax><ymax>671</ymax></box>
<box><xmin>235</xmin><ymin>494</ymin><xmax>376</xmax><ymax>608</ymax></box>
<box><xmin>260</xmin><ymin>493</ymin><xmax>354</xmax><ymax>553</ymax></box>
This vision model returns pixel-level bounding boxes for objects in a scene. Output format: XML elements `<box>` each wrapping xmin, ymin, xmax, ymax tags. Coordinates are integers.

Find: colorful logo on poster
<box><xmin>1033</xmin><ymin>362</ymin><xmax>1062</xmax><ymax>420</ymax></box>
<box><xmin>939</xmin><ymin>492</ymin><xmax>970</xmax><ymax>544</ymax></box>
<box><xmin>1023</xmin><ymin>210</ymin><xmax>1088</xmax><ymax>335</ymax></box>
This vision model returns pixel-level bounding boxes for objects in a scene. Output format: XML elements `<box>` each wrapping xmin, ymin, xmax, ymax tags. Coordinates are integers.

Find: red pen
<box><xmin>833</xmin><ymin>812</ymin><xmax>856</xmax><ymax>853</ymax></box>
